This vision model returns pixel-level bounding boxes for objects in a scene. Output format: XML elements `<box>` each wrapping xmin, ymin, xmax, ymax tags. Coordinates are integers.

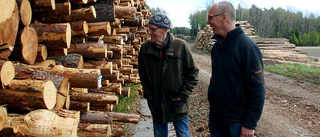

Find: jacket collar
<box><xmin>213</xmin><ymin>24</ymin><xmax>242</xmax><ymax>46</ymax></box>
<box><xmin>147</xmin><ymin>32</ymin><xmax>174</xmax><ymax>58</ymax></box>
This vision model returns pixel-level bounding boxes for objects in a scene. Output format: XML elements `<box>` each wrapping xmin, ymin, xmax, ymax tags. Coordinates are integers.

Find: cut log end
<box><xmin>0</xmin><ymin>60</ymin><xmax>15</xmax><ymax>87</ymax></box>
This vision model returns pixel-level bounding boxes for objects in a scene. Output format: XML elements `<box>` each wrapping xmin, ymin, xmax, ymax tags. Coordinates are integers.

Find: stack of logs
<box><xmin>0</xmin><ymin>0</ymin><xmax>152</xmax><ymax>136</ymax></box>
<box><xmin>194</xmin><ymin>21</ymin><xmax>320</xmax><ymax>64</ymax></box>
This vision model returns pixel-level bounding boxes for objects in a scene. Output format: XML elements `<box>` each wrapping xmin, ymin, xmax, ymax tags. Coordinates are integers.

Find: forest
<box><xmin>149</xmin><ymin>3</ymin><xmax>320</xmax><ymax>46</ymax></box>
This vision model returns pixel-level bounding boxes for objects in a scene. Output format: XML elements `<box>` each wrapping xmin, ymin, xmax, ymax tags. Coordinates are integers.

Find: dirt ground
<box><xmin>125</xmin><ymin>43</ymin><xmax>320</xmax><ymax>137</ymax></box>
<box><xmin>189</xmin><ymin>44</ymin><xmax>320</xmax><ymax>137</ymax></box>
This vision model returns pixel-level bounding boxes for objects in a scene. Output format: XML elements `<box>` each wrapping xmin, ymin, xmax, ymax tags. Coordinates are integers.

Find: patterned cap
<box><xmin>149</xmin><ymin>12</ymin><xmax>171</xmax><ymax>29</ymax></box>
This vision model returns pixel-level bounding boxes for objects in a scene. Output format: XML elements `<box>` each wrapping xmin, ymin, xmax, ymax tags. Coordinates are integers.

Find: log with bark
<box><xmin>37</xmin><ymin>5</ymin><xmax>96</xmax><ymax>23</ymax></box>
<box><xmin>71</xmin><ymin>20</ymin><xmax>88</xmax><ymax>37</ymax></box>
<box><xmin>100</xmin><ymin>82</ymin><xmax>122</xmax><ymax>95</ymax></box>
<box><xmin>0</xmin><ymin>79</ymin><xmax>57</xmax><ymax>111</ymax></box>
<box><xmin>68</xmin><ymin>43</ymin><xmax>107</xmax><ymax>59</ymax></box>
<box><xmin>86</xmin><ymin>1</ymin><xmax>115</xmax><ymax>23</ymax></box>
<box><xmin>69</xmin><ymin>91</ymin><xmax>118</xmax><ymax>105</ymax></box>
<box><xmin>87</xmin><ymin>21</ymin><xmax>112</xmax><ymax>36</ymax></box>
<box><xmin>51</xmin><ymin>53</ymin><xmax>84</xmax><ymax>68</ymax></box>
<box><xmin>69</xmin><ymin>101</ymin><xmax>90</xmax><ymax>113</ymax></box>
<box><xmin>77</xmin><ymin>124</ymin><xmax>112</xmax><ymax>137</ymax></box>
<box><xmin>0</xmin><ymin>1</ymin><xmax>19</xmax><ymax>60</ymax></box>
<box><xmin>29</xmin><ymin>64</ymin><xmax>101</xmax><ymax>88</ymax></box>
<box><xmin>31</xmin><ymin>23</ymin><xmax>71</xmax><ymax>50</ymax></box>
<box><xmin>83</xmin><ymin>60</ymin><xmax>113</xmax><ymax>76</ymax></box>
<box><xmin>114</xmin><ymin>5</ymin><xmax>136</xmax><ymax>19</ymax></box>
<box><xmin>80</xmin><ymin>112</ymin><xmax>113</xmax><ymax>124</ymax></box>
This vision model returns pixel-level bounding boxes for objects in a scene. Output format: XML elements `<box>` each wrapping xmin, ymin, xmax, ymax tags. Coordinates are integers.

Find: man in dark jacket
<box><xmin>206</xmin><ymin>1</ymin><xmax>265</xmax><ymax>137</ymax></box>
<box><xmin>138</xmin><ymin>12</ymin><xmax>199</xmax><ymax>137</ymax></box>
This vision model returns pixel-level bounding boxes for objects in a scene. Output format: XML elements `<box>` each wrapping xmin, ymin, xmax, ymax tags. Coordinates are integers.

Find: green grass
<box><xmin>113</xmin><ymin>84</ymin><xmax>141</xmax><ymax>114</ymax></box>
<box><xmin>265</xmin><ymin>63</ymin><xmax>320</xmax><ymax>84</ymax></box>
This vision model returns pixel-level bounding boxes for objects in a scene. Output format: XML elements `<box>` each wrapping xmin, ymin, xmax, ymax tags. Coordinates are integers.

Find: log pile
<box><xmin>195</xmin><ymin>21</ymin><xmax>320</xmax><ymax>65</ymax></box>
<box><xmin>0</xmin><ymin>0</ymin><xmax>151</xmax><ymax>136</ymax></box>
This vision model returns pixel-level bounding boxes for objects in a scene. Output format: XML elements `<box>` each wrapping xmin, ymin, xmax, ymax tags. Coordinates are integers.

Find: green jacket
<box><xmin>138</xmin><ymin>33</ymin><xmax>199</xmax><ymax>123</ymax></box>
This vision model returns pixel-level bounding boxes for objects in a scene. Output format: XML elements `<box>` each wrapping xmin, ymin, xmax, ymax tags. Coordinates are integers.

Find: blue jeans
<box><xmin>153</xmin><ymin>116</ymin><xmax>190</xmax><ymax>137</ymax></box>
<box><xmin>209</xmin><ymin>116</ymin><xmax>242</xmax><ymax>137</ymax></box>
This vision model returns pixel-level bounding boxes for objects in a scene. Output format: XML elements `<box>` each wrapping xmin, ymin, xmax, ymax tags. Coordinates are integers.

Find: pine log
<box><xmin>0</xmin><ymin>79</ymin><xmax>57</xmax><ymax>111</ymax></box>
<box><xmin>88</xmin><ymin>88</ymin><xmax>115</xmax><ymax>95</ymax></box>
<box><xmin>56</xmin><ymin>0</ymin><xmax>88</xmax><ymax>4</ymax></box>
<box><xmin>0</xmin><ymin>2</ymin><xmax>19</xmax><ymax>60</ymax></box>
<box><xmin>55</xmin><ymin>77</ymin><xmax>70</xmax><ymax>109</ymax></box>
<box><xmin>69</xmin><ymin>101</ymin><xmax>90</xmax><ymax>112</ymax></box>
<box><xmin>90</xmin><ymin>104</ymin><xmax>113</xmax><ymax>111</ymax></box>
<box><xmin>13</xmin><ymin>26</ymin><xmax>38</xmax><ymax>64</ymax></box>
<box><xmin>32</xmin><ymin>2</ymin><xmax>71</xmax><ymax>19</ymax></box>
<box><xmin>83</xmin><ymin>60</ymin><xmax>113</xmax><ymax>76</ymax></box>
<box><xmin>0</xmin><ymin>106</ymin><xmax>7</xmax><ymax>131</ymax></box>
<box><xmin>77</xmin><ymin>124</ymin><xmax>112</xmax><ymax>137</ymax></box>
<box><xmin>108</xmin><ymin>46</ymin><xmax>123</xmax><ymax>59</ymax></box>
<box><xmin>69</xmin><ymin>91</ymin><xmax>118</xmax><ymax>105</ymax></box>
<box><xmin>104</xmin><ymin>35</ymin><xmax>124</xmax><ymax>45</ymax></box>
<box><xmin>85</xmin><ymin>35</ymin><xmax>104</xmax><ymax>43</ymax></box>
<box><xmin>0</xmin><ymin>60</ymin><xmax>15</xmax><ymax>88</ymax></box>
<box><xmin>68</xmin><ymin>43</ymin><xmax>107</xmax><ymax>59</ymax></box>
<box><xmin>100</xmin><ymin>82</ymin><xmax>122</xmax><ymax>95</ymax></box>
<box><xmin>36</xmin><ymin>44</ymin><xmax>48</xmax><ymax>61</ymax></box>
<box><xmin>86</xmin><ymin>1</ymin><xmax>115</xmax><ymax>22</ymax></box>
<box><xmin>87</xmin><ymin>21</ymin><xmax>112</xmax><ymax>36</ymax></box>
<box><xmin>31</xmin><ymin>59</ymin><xmax>56</xmax><ymax>68</ymax></box>
<box><xmin>102</xmin><ymin>70</ymin><xmax>119</xmax><ymax>81</ymax></box>
<box><xmin>16</xmin><ymin>0</ymin><xmax>32</xmax><ymax>26</ymax></box>
<box><xmin>29</xmin><ymin>0</ymin><xmax>55</xmax><ymax>10</ymax></box>
<box><xmin>71</xmin><ymin>20</ymin><xmax>88</xmax><ymax>37</ymax></box>
<box><xmin>47</xmin><ymin>48</ymin><xmax>69</xmax><ymax>57</ymax></box>
<box><xmin>51</xmin><ymin>53</ymin><xmax>84</xmax><ymax>68</ymax></box>
<box><xmin>119</xmin><ymin>64</ymin><xmax>133</xmax><ymax>75</ymax></box>
<box><xmin>32</xmin><ymin>65</ymin><xmax>101</xmax><ymax>88</ymax></box>
<box><xmin>31</xmin><ymin>23</ymin><xmax>71</xmax><ymax>50</ymax></box>
<box><xmin>84</xmin><ymin>111</ymin><xmax>140</xmax><ymax>123</ymax></box>
<box><xmin>80</xmin><ymin>112</ymin><xmax>112</xmax><ymax>124</ymax></box>
<box><xmin>121</xmin><ymin>86</ymin><xmax>130</xmax><ymax>97</ymax></box>
<box><xmin>37</xmin><ymin>6</ymin><xmax>96</xmax><ymax>23</ymax></box>
<box><xmin>115</xmin><ymin>5</ymin><xmax>136</xmax><ymax>19</ymax></box>
<box><xmin>13</xmin><ymin>109</ymin><xmax>79</xmax><ymax>137</ymax></box>
<box><xmin>111</xmin><ymin>124</ymin><xmax>124</xmax><ymax>137</ymax></box>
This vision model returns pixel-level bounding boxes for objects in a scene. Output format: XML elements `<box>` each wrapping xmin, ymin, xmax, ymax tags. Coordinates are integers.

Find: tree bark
<box><xmin>69</xmin><ymin>101</ymin><xmax>90</xmax><ymax>113</ymax></box>
<box><xmin>83</xmin><ymin>60</ymin><xmax>113</xmax><ymax>76</ymax></box>
<box><xmin>86</xmin><ymin>1</ymin><xmax>115</xmax><ymax>22</ymax></box>
<box><xmin>104</xmin><ymin>35</ymin><xmax>124</xmax><ymax>45</ymax></box>
<box><xmin>70</xmin><ymin>91</ymin><xmax>118</xmax><ymax>105</ymax></box>
<box><xmin>29</xmin><ymin>0</ymin><xmax>55</xmax><ymax>10</ymax></box>
<box><xmin>80</xmin><ymin>112</ymin><xmax>113</xmax><ymax>124</ymax></box>
<box><xmin>51</xmin><ymin>53</ymin><xmax>84</xmax><ymax>68</ymax></box>
<box><xmin>0</xmin><ymin>79</ymin><xmax>57</xmax><ymax>111</ymax></box>
<box><xmin>115</xmin><ymin>5</ymin><xmax>136</xmax><ymax>19</ymax></box>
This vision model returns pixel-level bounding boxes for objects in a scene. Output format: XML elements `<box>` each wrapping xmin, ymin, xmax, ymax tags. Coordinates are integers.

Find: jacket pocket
<box><xmin>172</xmin><ymin>99</ymin><xmax>188</xmax><ymax>114</ymax></box>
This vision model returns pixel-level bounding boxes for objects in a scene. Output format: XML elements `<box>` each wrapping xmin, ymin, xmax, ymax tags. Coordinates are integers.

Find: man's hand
<box><xmin>241</xmin><ymin>126</ymin><xmax>254</xmax><ymax>137</ymax></box>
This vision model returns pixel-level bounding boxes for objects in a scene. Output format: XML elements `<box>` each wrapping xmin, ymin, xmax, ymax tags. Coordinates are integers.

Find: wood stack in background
<box><xmin>194</xmin><ymin>21</ymin><xmax>320</xmax><ymax>65</ymax></box>
<box><xmin>0</xmin><ymin>0</ymin><xmax>152</xmax><ymax>136</ymax></box>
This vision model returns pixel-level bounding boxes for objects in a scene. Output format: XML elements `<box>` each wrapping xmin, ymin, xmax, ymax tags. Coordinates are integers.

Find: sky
<box><xmin>146</xmin><ymin>0</ymin><xmax>320</xmax><ymax>28</ymax></box>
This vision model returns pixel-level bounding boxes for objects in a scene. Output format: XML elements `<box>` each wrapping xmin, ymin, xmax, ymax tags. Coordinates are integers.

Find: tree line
<box><xmin>148</xmin><ymin>3</ymin><xmax>320</xmax><ymax>46</ymax></box>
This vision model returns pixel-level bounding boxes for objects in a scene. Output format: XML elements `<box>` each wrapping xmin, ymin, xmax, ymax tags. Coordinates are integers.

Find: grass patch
<box><xmin>265</xmin><ymin>63</ymin><xmax>320</xmax><ymax>84</ymax></box>
<box><xmin>113</xmin><ymin>84</ymin><xmax>141</xmax><ymax>114</ymax></box>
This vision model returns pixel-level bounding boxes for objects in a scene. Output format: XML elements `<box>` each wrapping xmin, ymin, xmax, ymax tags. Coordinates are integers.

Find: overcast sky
<box><xmin>146</xmin><ymin>0</ymin><xmax>320</xmax><ymax>28</ymax></box>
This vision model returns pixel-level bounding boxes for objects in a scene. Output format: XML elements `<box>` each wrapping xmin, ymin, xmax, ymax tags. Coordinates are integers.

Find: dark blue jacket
<box><xmin>208</xmin><ymin>25</ymin><xmax>265</xmax><ymax>129</ymax></box>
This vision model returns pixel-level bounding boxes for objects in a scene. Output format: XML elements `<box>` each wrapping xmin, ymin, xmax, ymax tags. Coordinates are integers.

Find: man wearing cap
<box><xmin>138</xmin><ymin>12</ymin><xmax>199</xmax><ymax>137</ymax></box>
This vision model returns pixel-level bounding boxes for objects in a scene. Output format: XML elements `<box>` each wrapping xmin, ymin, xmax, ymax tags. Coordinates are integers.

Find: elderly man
<box><xmin>206</xmin><ymin>1</ymin><xmax>266</xmax><ymax>137</ymax></box>
<box><xmin>138</xmin><ymin>12</ymin><xmax>199</xmax><ymax>137</ymax></box>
